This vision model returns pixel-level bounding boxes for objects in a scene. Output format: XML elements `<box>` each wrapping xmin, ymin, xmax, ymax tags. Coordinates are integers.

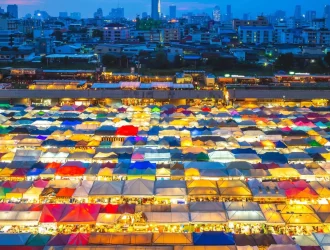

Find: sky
<box><xmin>1</xmin><ymin>0</ymin><xmax>330</xmax><ymax>19</ymax></box>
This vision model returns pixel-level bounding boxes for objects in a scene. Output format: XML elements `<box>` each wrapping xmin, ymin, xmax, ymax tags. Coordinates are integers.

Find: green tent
<box><xmin>0</xmin><ymin>104</ymin><xmax>11</xmax><ymax>109</ymax></box>
<box><xmin>196</xmin><ymin>152</ymin><xmax>210</xmax><ymax>162</ymax></box>
<box><xmin>309</xmin><ymin>140</ymin><xmax>322</xmax><ymax>147</ymax></box>
<box><xmin>0</xmin><ymin>187</ymin><xmax>12</xmax><ymax>199</ymax></box>
<box><xmin>26</xmin><ymin>234</ymin><xmax>51</xmax><ymax>246</ymax></box>
<box><xmin>96</xmin><ymin>113</ymin><xmax>107</xmax><ymax>119</ymax></box>
<box><xmin>151</xmin><ymin>107</ymin><xmax>160</xmax><ymax>113</ymax></box>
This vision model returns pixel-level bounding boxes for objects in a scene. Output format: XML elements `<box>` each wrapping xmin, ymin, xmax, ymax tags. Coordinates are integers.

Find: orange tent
<box><xmin>56</xmin><ymin>188</ymin><xmax>76</xmax><ymax>198</ymax></box>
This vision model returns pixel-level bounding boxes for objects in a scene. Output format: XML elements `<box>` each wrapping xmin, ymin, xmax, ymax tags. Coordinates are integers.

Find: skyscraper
<box><xmin>305</xmin><ymin>10</ymin><xmax>316</xmax><ymax>23</ymax></box>
<box><xmin>294</xmin><ymin>5</ymin><xmax>302</xmax><ymax>19</ymax></box>
<box><xmin>226</xmin><ymin>5</ymin><xmax>232</xmax><ymax>22</ymax></box>
<box><xmin>213</xmin><ymin>6</ymin><xmax>221</xmax><ymax>22</ymax></box>
<box><xmin>324</xmin><ymin>5</ymin><xmax>330</xmax><ymax>29</ymax></box>
<box><xmin>169</xmin><ymin>5</ymin><xmax>176</xmax><ymax>19</ymax></box>
<box><xmin>94</xmin><ymin>8</ymin><xmax>103</xmax><ymax>19</ymax></box>
<box><xmin>151</xmin><ymin>0</ymin><xmax>161</xmax><ymax>20</ymax></box>
<box><xmin>110</xmin><ymin>8</ymin><xmax>125</xmax><ymax>19</ymax></box>
<box><xmin>7</xmin><ymin>4</ymin><xmax>18</xmax><ymax>18</ymax></box>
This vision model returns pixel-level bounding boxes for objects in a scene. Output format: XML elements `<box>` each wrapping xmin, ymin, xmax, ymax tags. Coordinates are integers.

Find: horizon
<box><xmin>1</xmin><ymin>0</ymin><xmax>330</xmax><ymax>19</ymax></box>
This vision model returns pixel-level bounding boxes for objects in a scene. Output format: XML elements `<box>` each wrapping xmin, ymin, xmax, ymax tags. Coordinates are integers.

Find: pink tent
<box><xmin>67</xmin><ymin>233</ymin><xmax>90</xmax><ymax>245</ymax></box>
<box><xmin>0</xmin><ymin>203</ymin><xmax>15</xmax><ymax>211</ymax></box>
<box><xmin>33</xmin><ymin>179</ymin><xmax>49</xmax><ymax>188</ymax></box>
<box><xmin>2</xmin><ymin>181</ymin><xmax>17</xmax><ymax>188</ymax></box>
<box><xmin>39</xmin><ymin>204</ymin><xmax>66</xmax><ymax>223</ymax></box>
<box><xmin>47</xmin><ymin>234</ymin><xmax>70</xmax><ymax>246</ymax></box>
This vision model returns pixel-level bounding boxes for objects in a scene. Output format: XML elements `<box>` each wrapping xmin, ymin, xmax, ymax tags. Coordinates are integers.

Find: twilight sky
<box><xmin>1</xmin><ymin>0</ymin><xmax>329</xmax><ymax>19</ymax></box>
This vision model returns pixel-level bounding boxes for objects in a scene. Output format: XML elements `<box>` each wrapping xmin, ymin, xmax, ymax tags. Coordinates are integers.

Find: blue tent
<box><xmin>193</xmin><ymin>232</ymin><xmax>235</xmax><ymax>245</ymax></box>
<box><xmin>27</xmin><ymin>168</ymin><xmax>44</xmax><ymax>176</ymax></box>
<box><xmin>129</xmin><ymin>161</ymin><xmax>156</xmax><ymax>169</ymax></box>
<box><xmin>259</xmin><ymin>152</ymin><xmax>288</xmax><ymax>164</ymax></box>
<box><xmin>275</xmin><ymin>141</ymin><xmax>287</xmax><ymax>148</ymax></box>
<box><xmin>231</xmin><ymin>148</ymin><xmax>257</xmax><ymax>154</ymax></box>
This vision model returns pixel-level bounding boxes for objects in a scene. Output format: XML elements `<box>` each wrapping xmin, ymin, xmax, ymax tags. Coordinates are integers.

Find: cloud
<box><xmin>2</xmin><ymin>0</ymin><xmax>42</xmax><ymax>5</ymax></box>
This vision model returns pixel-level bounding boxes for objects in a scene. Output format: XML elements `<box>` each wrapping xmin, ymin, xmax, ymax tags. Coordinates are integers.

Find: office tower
<box><xmin>151</xmin><ymin>0</ymin><xmax>161</xmax><ymax>20</ymax></box>
<box><xmin>294</xmin><ymin>5</ymin><xmax>302</xmax><ymax>19</ymax></box>
<box><xmin>7</xmin><ymin>4</ymin><xmax>18</xmax><ymax>18</ymax></box>
<box><xmin>94</xmin><ymin>8</ymin><xmax>103</xmax><ymax>19</ymax></box>
<box><xmin>169</xmin><ymin>5</ymin><xmax>176</xmax><ymax>19</ymax></box>
<box><xmin>110</xmin><ymin>8</ymin><xmax>124</xmax><ymax>19</ymax></box>
<box><xmin>243</xmin><ymin>13</ymin><xmax>250</xmax><ymax>20</ymax></box>
<box><xmin>325</xmin><ymin>5</ymin><xmax>330</xmax><ymax>18</ymax></box>
<box><xmin>213</xmin><ymin>6</ymin><xmax>221</xmax><ymax>22</ymax></box>
<box><xmin>142</xmin><ymin>12</ymin><xmax>148</xmax><ymax>19</ymax></box>
<box><xmin>305</xmin><ymin>10</ymin><xmax>316</xmax><ymax>23</ymax></box>
<box><xmin>70</xmin><ymin>12</ymin><xmax>81</xmax><ymax>20</ymax></box>
<box><xmin>59</xmin><ymin>12</ymin><xmax>68</xmax><ymax>18</ymax></box>
<box><xmin>226</xmin><ymin>5</ymin><xmax>232</xmax><ymax>22</ymax></box>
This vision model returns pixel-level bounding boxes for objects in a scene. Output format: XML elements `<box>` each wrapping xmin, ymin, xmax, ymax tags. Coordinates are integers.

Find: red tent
<box><xmin>39</xmin><ymin>204</ymin><xmax>66</xmax><ymax>223</ymax></box>
<box><xmin>67</xmin><ymin>233</ymin><xmax>90</xmax><ymax>246</ymax></box>
<box><xmin>100</xmin><ymin>204</ymin><xmax>119</xmax><ymax>213</ymax></box>
<box><xmin>2</xmin><ymin>181</ymin><xmax>17</xmax><ymax>188</ymax></box>
<box><xmin>11</xmin><ymin>168</ymin><xmax>28</xmax><ymax>177</ymax></box>
<box><xmin>29</xmin><ymin>204</ymin><xmax>44</xmax><ymax>211</ymax></box>
<box><xmin>0</xmin><ymin>203</ymin><xmax>14</xmax><ymax>211</ymax></box>
<box><xmin>33</xmin><ymin>179</ymin><xmax>49</xmax><ymax>188</ymax></box>
<box><xmin>56</xmin><ymin>166</ymin><xmax>86</xmax><ymax>177</ymax></box>
<box><xmin>278</xmin><ymin>181</ymin><xmax>295</xmax><ymax>190</ymax></box>
<box><xmin>285</xmin><ymin>187</ymin><xmax>319</xmax><ymax>199</ymax></box>
<box><xmin>59</xmin><ymin>204</ymin><xmax>101</xmax><ymax>224</ymax></box>
<box><xmin>201</xmin><ymin>107</ymin><xmax>211</xmax><ymax>112</ymax></box>
<box><xmin>56</xmin><ymin>188</ymin><xmax>76</xmax><ymax>198</ymax></box>
<box><xmin>101</xmin><ymin>162</ymin><xmax>116</xmax><ymax>169</ymax></box>
<box><xmin>45</xmin><ymin>162</ymin><xmax>62</xmax><ymax>169</ymax></box>
<box><xmin>46</xmin><ymin>234</ymin><xmax>70</xmax><ymax>246</ymax></box>
<box><xmin>115</xmin><ymin>125</ymin><xmax>138</xmax><ymax>136</ymax></box>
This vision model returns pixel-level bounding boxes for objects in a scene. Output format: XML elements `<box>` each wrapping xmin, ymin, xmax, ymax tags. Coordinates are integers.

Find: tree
<box><xmin>102</xmin><ymin>54</ymin><xmax>118</xmax><ymax>68</ymax></box>
<box><xmin>173</xmin><ymin>54</ymin><xmax>183</xmax><ymax>68</ymax></box>
<box><xmin>153</xmin><ymin>51</ymin><xmax>169</xmax><ymax>69</ymax></box>
<box><xmin>92</xmin><ymin>29</ymin><xmax>103</xmax><ymax>39</ymax></box>
<box><xmin>52</xmin><ymin>30</ymin><xmax>63</xmax><ymax>41</ymax></box>
<box><xmin>275</xmin><ymin>53</ymin><xmax>294</xmax><ymax>71</ymax></box>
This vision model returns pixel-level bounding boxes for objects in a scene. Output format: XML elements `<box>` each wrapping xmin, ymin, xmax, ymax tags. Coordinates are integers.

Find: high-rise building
<box><xmin>169</xmin><ymin>5</ymin><xmax>176</xmax><ymax>19</ymax></box>
<box><xmin>0</xmin><ymin>7</ymin><xmax>5</xmax><ymax>15</ymax></box>
<box><xmin>70</xmin><ymin>12</ymin><xmax>81</xmax><ymax>20</ymax></box>
<box><xmin>7</xmin><ymin>4</ymin><xmax>18</xmax><ymax>18</ymax></box>
<box><xmin>94</xmin><ymin>8</ymin><xmax>103</xmax><ymax>19</ymax></box>
<box><xmin>151</xmin><ymin>0</ymin><xmax>161</xmax><ymax>20</ymax></box>
<box><xmin>294</xmin><ymin>5</ymin><xmax>302</xmax><ymax>19</ymax></box>
<box><xmin>59</xmin><ymin>12</ymin><xmax>68</xmax><ymax>18</ymax></box>
<box><xmin>110</xmin><ymin>8</ymin><xmax>124</xmax><ymax>19</ymax></box>
<box><xmin>226</xmin><ymin>5</ymin><xmax>232</xmax><ymax>22</ymax></box>
<box><xmin>305</xmin><ymin>10</ymin><xmax>317</xmax><ymax>23</ymax></box>
<box><xmin>324</xmin><ymin>5</ymin><xmax>330</xmax><ymax>29</ymax></box>
<box><xmin>142</xmin><ymin>12</ymin><xmax>148</xmax><ymax>19</ymax></box>
<box><xmin>213</xmin><ymin>6</ymin><xmax>221</xmax><ymax>22</ymax></box>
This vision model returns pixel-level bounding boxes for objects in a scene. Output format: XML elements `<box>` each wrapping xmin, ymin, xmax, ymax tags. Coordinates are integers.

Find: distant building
<box><xmin>226</xmin><ymin>5</ymin><xmax>232</xmax><ymax>22</ymax></box>
<box><xmin>94</xmin><ymin>8</ymin><xmax>103</xmax><ymax>19</ymax></box>
<box><xmin>324</xmin><ymin>5</ymin><xmax>330</xmax><ymax>29</ymax></box>
<box><xmin>109</xmin><ymin>8</ymin><xmax>124</xmax><ymax>19</ymax></box>
<box><xmin>163</xmin><ymin>28</ymin><xmax>180</xmax><ymax>42</ymax></box>
<box><xmin>142</xmin><ymin>12</ymin><xmax>148</xmax><ymax>19</ymax></box>
<box><xmin>70</xmin><ymin>12</ymin><xmax>81</xmax><ymax>20</ymax></box>
<box><xmin>169</xmin><ymin>5</ymin><xmax>176</xmax><ymax>19</ymax></box>
<box><xmin>232</xmin><ymin>16</ymin><xmax>269</xmax><ymax>30</ymax></box>
<box><xmin>305</xmin><ymin>11</ymin><xmax>317</xmax><ymax>24</ymax></box>
<box><xmin>59</xmin><ymin>12</ymin><xmax>68</xmax><ymax>18</ymax></box>
<box><xmin>294</xmin><ymin>5</ymin><xmax>302</xmax><ymax>20</ymax></box>
<box><xmin>0</xmin><ymin>30</ymin><xmax>24</xmax><ymax>47</ymax></box>
<box><xmin>0</xmin><ymin>7</ymin><xmax>5</xmax><ymax>15</ymax></box>
<box><xmin>238</xmin><ymin>26</ymin><xmax>274</xmax><ymax>44</ymax></box>
<box><xmin>151</xmin><ymin>0</ymin><xmax>161</xmax><ymax>20</ymax></box>
<box><xmin>103</xmin><ymin>23</ymin><xmax>130</xmax><ymax>42</ymax></box>
<box><xmin>213</xmin><ymin>6</ymin><xmax>221</xmax><ymax>22</ymax></box>
<box><xmin>7</xmin><ymin>4</ymin><xmax>18</xmax><ymax>19</ymax></box>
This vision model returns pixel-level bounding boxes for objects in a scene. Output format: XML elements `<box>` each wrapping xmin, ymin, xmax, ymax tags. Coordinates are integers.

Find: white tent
<box><xmin>89</xmin><ymin>181</ymin><xmax>124</xmax><ymax>197</ymax></box>
<box><xmin>72</xmin><ymin>180</ymin><xmax>94</xmax><ymax>198</ymax></box>
<box><xmin>13</xmin><ymin>150</ymin><xmax>42</xmax><ymax>162</ymax></box>
<box><xmin>0</xmin><ymin>211</ymin><xmax>41</xmax><ymax>225</ymax></box>
<box><xmin>154</xmin><ymin>180</ymin><xmax>187</xmax><ymax>197</ymax></box>
<box><xmin>144</xmin><ymin>212</ymin><xmax>189</xmax><ymax>224</ymax></box>
<box><xmin>96</xmin><ymin>213</ymin><xmax>121</xmax><ymax>225</ymax></box>
<box><xmin>122</xmin><ymin>179</ymin><xmax>154</xmax><ymax>197</ymax></box>
<box><xmin>190</xmin><ymin>212</ymin><xmax>227</xmax><ymax>223</ymax></box>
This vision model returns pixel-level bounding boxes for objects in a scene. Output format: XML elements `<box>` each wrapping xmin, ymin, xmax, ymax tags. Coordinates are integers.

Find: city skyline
<box><xmin>2</xmin><ymin>0</ymin><xmax>330</xmax><ymax>18</ymax></box>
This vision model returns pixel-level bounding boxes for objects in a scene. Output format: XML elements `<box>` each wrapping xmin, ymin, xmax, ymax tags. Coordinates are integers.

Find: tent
<box><xmin>154</xmin><ymin>180</ymin><xmax>187</xmax><ymax>197</ymax></box>
<box><xmin>58</xmin><ymin>204</ymin><xmax>101</xmax><ymax>224</ymax></box>
<box><xmin>0</xmin><ymin>233</ymin><xmax>31</xmax><ymax>246</ymax></box>
<box><xmin>144</xmin><ymin>212</ymin><xmax>189</xmax><ymax>224</ymax></box>
<box><xmin>26</xmin><ymin>234</ymin><xmax>51</xmax><ymax>246</ymax></box>
<box><xmin>89</xmin><ymin>181</ymin><xmax>124</xmax><ymax>197</ymax></box>
<box><xmin>152</xmin><ymin>233</ymin><xmax>193</xmax><ymax>245</ymax></box>
<box><xmin>193</xmin><ymin>232</ymin><xmax>235</xmax><ymax>246</ymax></box>
<box><xmin>122</xmin><ymin>179</ymin><xmax>154</xmax><ymax>197</ymax></box>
